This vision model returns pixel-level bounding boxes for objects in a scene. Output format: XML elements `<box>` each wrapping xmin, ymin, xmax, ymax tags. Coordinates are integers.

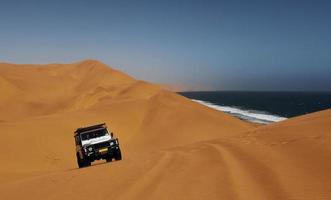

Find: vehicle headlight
<box><xmin>110</xmin><ymin>142</ymin><xmax>114</xmax><ymax>146</ymax></box>
<box><xmin>88</xmin><ymin>147</ymin><xmax>93</xmax><ymax>151</ymax></box>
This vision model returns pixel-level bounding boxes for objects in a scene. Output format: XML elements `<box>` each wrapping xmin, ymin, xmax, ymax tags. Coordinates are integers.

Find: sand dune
<box><xmin>0</xmin><ymin>60</ymin><xmax>330</xmax><ymax>200</ymax></box>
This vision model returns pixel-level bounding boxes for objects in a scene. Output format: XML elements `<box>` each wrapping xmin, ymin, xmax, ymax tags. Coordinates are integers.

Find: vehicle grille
<box><xmin>92</xmin><ymin>141</ymin><xmax>110</xmax><ymax>149</ymax></box>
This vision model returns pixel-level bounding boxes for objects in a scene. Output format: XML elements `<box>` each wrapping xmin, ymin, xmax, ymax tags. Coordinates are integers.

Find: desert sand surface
<box><xmin>0</xmin><ymin>60</ymin><xmax>330</xmax><ymax>200</ymax></box>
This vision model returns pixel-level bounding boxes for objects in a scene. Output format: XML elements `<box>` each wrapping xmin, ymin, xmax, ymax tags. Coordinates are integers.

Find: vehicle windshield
<box><xmin>80</xmin><ymin>128</ymin><xmax>109</xmax><ymax>141</ymax></box>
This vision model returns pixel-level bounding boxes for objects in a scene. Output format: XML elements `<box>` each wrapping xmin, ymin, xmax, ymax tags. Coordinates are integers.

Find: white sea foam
<box><xmin>192</xmin><ymin>99</ymin><xmax>287</xmax><ymax>124</ymax></box>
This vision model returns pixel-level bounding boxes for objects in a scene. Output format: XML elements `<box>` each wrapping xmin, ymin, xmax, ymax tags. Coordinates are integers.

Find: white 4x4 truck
<box><xmin>74</xmin><ymin>123</ymin><xmax>122</xmax><ymax>168</ymax></box>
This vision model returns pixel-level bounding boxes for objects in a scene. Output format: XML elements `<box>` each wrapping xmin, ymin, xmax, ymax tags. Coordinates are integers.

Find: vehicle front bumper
<box><xmin>85</xmin><ymin>145</ymin><xmax>119</xmax><ymax>161</ymax></box>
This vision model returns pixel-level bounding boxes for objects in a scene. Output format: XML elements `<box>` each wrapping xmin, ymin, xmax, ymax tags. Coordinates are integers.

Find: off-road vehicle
<box><xmin>74</xmin><ymin>123</ymin><xmax>122</xmax><ymax>168</ymax></box>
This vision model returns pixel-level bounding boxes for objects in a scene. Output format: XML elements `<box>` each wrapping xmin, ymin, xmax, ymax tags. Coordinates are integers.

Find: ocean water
<box><xmin>179</xmin><ymin>91</ymin><xmax>331</xmax><ymax>124</ymax></box>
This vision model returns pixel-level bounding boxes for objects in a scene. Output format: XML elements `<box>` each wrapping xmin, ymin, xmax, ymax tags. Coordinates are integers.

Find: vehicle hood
<box><xmin>81</xmin><ymin>135</ymin><xmax>112</xmax><ymax>146</ymax></box>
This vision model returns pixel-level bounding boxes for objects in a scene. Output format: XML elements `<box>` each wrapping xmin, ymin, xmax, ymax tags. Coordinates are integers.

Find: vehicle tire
<box><xmin>115</xmin><ymin>148</ymin><xmax>122</xmax><ymax>161</ymax></box>
<box><xmin>84</xmin><ymin>159</ymin><xmax>91</xmax><ymax>167</ymax></box>
<box><xmin>106</xmin><ymin>156</ymin><xmax>112</xmax><ymax>162</ymax></box>
<box><xmin>77</xmin><ymin>159</ymin><xmax>84</xmax><ymax>168</ymax></box>
<box><xmin>77</xmin><ymin>154</ymin><xmax>84</xmax><ymax>168</ymax></box>
<box><xmin>77</xmin><ymin>154</ymin><xmax>91</xmax><ymax>168</ymax></box>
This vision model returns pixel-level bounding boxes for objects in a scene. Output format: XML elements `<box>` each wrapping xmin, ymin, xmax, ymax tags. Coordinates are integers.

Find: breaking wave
<box><xmin>192</xmin><ymin>99</ymin><xmax>287</xmax><ymax>124</ymax></box>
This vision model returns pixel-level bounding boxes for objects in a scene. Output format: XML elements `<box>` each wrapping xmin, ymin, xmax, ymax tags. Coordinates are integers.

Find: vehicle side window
<box><xmin>75</xmin><ymin>136</ymin><xmax>81</xmax><ymax>145</ymax></box>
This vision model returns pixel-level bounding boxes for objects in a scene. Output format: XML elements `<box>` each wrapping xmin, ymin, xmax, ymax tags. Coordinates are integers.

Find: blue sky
<box><xmin>0</xmin><ymin>0</ymin><xmax>331</xmax><ymax>91</ymax></box>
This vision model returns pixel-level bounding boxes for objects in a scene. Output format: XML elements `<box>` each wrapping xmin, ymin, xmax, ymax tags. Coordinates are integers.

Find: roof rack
<box><xmin>74</xmin><ymin>123</ymin><xmax>107</xmax><ymax>136</ymax></box>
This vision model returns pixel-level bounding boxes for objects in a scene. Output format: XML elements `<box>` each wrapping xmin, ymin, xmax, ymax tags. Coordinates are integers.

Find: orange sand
<box><xmin>0</xmin><ymin>60</ymin><xmax>330</xmax><ymax>200</ymax></box>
